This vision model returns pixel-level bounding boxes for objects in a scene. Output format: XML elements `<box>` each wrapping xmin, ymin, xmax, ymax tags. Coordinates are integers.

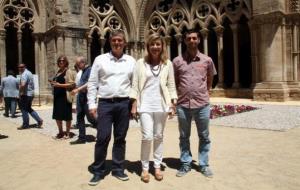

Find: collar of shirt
<box><xmin>109</xmin><ymin>52</ymin><xmax>126</xmax><ymax>62</ymax></box>
<box><xmin>183</xmin><ymin>51</ymin><xmax>201</xmax><ymax>63</ymax></box>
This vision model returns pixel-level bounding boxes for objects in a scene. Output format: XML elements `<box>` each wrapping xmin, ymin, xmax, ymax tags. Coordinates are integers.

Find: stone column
<box><xmin>127</xmin><ymin>42</ymin><xmax>132</xmax><ymax>55</ymax></box>
<box><xmin>56</xmin><ymin>31</ymin><xmax>64</xmax><ymax>56</ymax></box>
<box><xmin>0</xmin><ymin>30</ymin><xmax>6</xmax><ymax>77</ymax></box>
<box><xmin>293</xmin><ymin>23</ymin><xmax>299</xmax><ymax>82</ymax></box>
<box><xmin>140</xmin><ymin>42</ymin><xmax>145</xmax><ymax>58</ymax></box>
<box><xmin>249</xmin><ymin>21</ymin><xmax>259</xmax><ymax>87</ymax></box>
<box><xmin>214</xmin><ymin>26</ymin><xmax>224</xmax><ymax>88</ymax></box>
<box><xmin>175</xmin><ymin>34</ymin><xmax>182</xmax><ymax>56</ymax></box>
<box><xmin>253</xmin><ymin>15</ymin><xmax>290</xmax><ymax>101</ymax></box>
<box><xmin>200</xmin><ymin>28</ymin><xmax>209</xmax><ymax>55</ymax></box>
<box><xmin>40</xmin><ymin>36</ymin><xmax>47</xmax><ymax>91</ymax></box>
<box><xmin>99</xmin><ymin>37</ymin><xmax>106</xmax><ymax>54</ymax></box>
<box><xmin>33</xmin><ymin>34</ymin><xmax>40</xmax><ymax>74</ymax></box>
<box><xmin>165</xmin><ymin>36</ymin><xmax>171</xmax><ymax>58</ymax></box>
<box><xmin>87</xmin><ymin>35</ymin><xmax>92</xmax><ymax>65</ymax></box>
<box><xmin>230</xmin><ymin>24</ymin><xmax>239</xmax><ymax>88</ymax></box>
<box><xmin>17</xmin><ymin>31</ymin><xmax>22</xmax><ymax>64</ymax></box>
<box><xmin>132</xmin><ymin>41</ymin><xmax>138</xmax><ymax>58</ymax></box>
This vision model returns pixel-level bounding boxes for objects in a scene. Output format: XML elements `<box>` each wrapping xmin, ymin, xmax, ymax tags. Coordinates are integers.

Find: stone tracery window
<box><xmin>150</xmin><ymin>16</ymin><xmax>162</xmax><ymax>30</ymax></box>
<box><xmin>108</xmin><ymin>16</ymin><xmax>121</xmax><ymax>30</ymax></box>
<box><xmin>157</xmin><ymin>0</ymin><xmax>175</xmax><ymax>13</ymax></box>
<box><xmin>89</xmin><ymin>1</ymin><xmax>124</xmax><ymax>32</ymax></box>
<box><xmin>91</xmin><ymin>0</ymin><xmax>112</xmax><ymax>14</ymax></box>
<box><xmin>196</xmin><ymin>3</ymin><xmax>211</xmax><ymax>19</ymax></box>
<box><xmin>290</xmin><ymin>0</ymin><xmax>300</xmax><ymax>12</ymax></box>
<box><xmin>3</xmin><ymin>0</ymin><xmax>34</xmax><ymax>30</ymax></box>
<box><xmin>171</xmin><ymin>9</ymin><xmax>185</xmax><ymax>25</ymax></box>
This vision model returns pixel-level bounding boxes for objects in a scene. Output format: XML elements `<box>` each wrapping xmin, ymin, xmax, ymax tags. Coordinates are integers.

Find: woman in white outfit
<box><xmin>130</xmin><ymin>33</ymin><xmax>177</xmax><ymax>183</ymax></box>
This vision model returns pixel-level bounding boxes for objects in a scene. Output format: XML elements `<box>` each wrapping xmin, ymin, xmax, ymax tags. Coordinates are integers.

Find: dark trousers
<box><xmin>89</xmin><ymin>98</ymin><xmax>130</xmax><ymax>176</ymax></box>
<box><xmin>19</xmin><ymin>95</ymin><xmax>42</xmax><ymax>127</ymax></box>
<box><xmin>77</xmin><ymin>95</ymin><xmax>96</xmax><ymax>139</ymax></box>
<box><xmin>4</xmin><ymin>97</ymin><xmax>17</xmax><ymax>116</ymax></box>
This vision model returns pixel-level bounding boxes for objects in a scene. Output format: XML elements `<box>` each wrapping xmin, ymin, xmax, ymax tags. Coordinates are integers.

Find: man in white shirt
<box><xmin>87</xmin><ymin>29</ymin><xmax>136</xmax><ymax>186</ymax></box>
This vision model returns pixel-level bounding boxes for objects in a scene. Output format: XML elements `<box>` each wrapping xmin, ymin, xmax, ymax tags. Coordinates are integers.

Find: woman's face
<box><xmin>57</xmin><ymin>58</ymin><xmax>67</xmax><ymax>69</ymax></box>
<box><xmin>148</xmin><ymin>39</ymin><xmax>162</xmax><ymax>59</ymax></box>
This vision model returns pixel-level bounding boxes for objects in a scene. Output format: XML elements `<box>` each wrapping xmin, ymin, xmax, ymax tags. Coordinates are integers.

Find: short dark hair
<box><xmin>183</xmin><ymin>29</ymin><xmax>200</xmax><ymax>39</ymax></box>
<box><xmin>109</xmin><ymin>29</ymin><xmax>126</xmax><ymax>42</ymax></box>
<box><xmin>18</xmin><ymin>63</ymin><xmax>26</xmax><ymax>68</ymax></box>
<box><xmin>7</xmin><ymin>70</ymin><xmax>15</xmax><ymax>76</ymax></box>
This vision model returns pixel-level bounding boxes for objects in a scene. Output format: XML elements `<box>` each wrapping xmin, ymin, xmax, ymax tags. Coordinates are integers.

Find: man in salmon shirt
<box><xmin>173</xmin><ymin>29</ymin><xmax>217</xmax><ymax>178</ymax></box>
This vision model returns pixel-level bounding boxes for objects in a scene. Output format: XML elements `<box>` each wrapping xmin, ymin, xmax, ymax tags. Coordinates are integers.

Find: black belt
<box><xmin>99</xmin><ymin>97</ymin><xmax>129</xmax><ymax>102</ymax></box>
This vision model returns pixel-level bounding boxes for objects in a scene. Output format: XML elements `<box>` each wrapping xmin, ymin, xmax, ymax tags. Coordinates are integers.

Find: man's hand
<box><xmin>89</xmin><ymin>108</ymin><xmax>97</xmax><ymax>119</ymax></box>
<box><xmin>168</xmin><ymin>104</ymin><xmax>176</xmax><ymax>119</ymax></box>
<box><xmin>71</xmin><ymin>88</ymin><xmax>78</xmax><ymax>96</ymax></box>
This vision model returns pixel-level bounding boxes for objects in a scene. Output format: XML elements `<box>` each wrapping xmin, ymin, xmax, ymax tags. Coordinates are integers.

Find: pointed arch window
<box><xmin>3</xmin><ymin>0</ymin><xmax>34</xmax><ymax>30</ymax></box>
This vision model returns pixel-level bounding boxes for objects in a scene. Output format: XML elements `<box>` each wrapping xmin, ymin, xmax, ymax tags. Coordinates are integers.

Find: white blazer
<box><xmin>129</xmin><ymin>58</ymin><xmax>177</xmax><ymax>108</ymax></box>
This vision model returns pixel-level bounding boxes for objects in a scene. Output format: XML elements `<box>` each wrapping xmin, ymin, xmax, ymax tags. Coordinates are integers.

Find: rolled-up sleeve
<box><xmin>87</xmin><ymin>59</ymin><xmax>100</xmax><ymax>110</ymax></box>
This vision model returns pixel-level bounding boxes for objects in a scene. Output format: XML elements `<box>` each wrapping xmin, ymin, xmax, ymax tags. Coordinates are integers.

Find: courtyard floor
<box><xmin>0</xmin><ymin>98</ymin><xmax>300</xmax><ymax>190</ymax></box>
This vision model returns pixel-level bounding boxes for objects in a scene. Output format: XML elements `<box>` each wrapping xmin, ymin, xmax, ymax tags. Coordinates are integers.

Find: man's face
<box><xmin>110</xmin><ymin>34</ymin><xmax>126</xmax><ymax>56</ymax></box>
<box><xmin>18</xmin><ymin>64</ymin><xmax>25</xmax><ymax>73</ymax></box>
<box><xmin>184</xmin><ymin>32</ymin><xmax>200</xmax><ymax>50</ymax></box>
<box><xmin>76</xmin><ymin>59</ymin><xmax>85</xmax><ymax>70</ymax></box>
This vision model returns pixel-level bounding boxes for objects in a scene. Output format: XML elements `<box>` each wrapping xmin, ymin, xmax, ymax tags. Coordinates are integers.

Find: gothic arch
<box><xmin>112</xmin><ymin>0</ymin><xmax>136</xmax><ymax>41</ymax></box>
<box><xmin>0</xmin><ymin>0</ymin><xmax>46</xmax><ymax>31</ymax></box>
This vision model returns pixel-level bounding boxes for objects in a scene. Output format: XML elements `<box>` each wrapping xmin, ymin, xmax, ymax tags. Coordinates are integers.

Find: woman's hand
<box><xmin>168</xmin><ymin>104</ymin><xmax>176</xmax><ymax>119</ymax></box>
<box><xmin>131</xmin><ymin>100</ymin><xmax>139</xmax><ymax>122</ymax></box>
<box><xmin>50</xmin><ymin>81</ymin><xmax>60</xmax><ymax>87</ymax></box>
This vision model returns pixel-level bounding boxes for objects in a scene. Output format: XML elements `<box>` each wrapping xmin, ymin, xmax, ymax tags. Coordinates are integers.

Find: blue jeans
<box><xmin>176</xmin><ymin>104</ymin><xmax>211</xmax><ymax>167</ymax></box>
<box><xmin>4</xmin><ymin>97</ymin><xmax>17</xmax><ymax>116</ymax></box>
<box><xmin>19</xmin><ymin>95</ymin><xmax>42</xmax><ymax>128</ymax></box>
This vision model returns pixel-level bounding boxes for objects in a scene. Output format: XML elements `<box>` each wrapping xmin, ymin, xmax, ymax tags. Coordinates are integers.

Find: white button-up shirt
<box><xmin>87</xmin><ymin>52</ymin><xmax>136</xmax><ymax>109</ymax></box>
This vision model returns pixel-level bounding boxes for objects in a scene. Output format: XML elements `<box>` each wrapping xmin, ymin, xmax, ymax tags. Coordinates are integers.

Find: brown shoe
<box><xmin>141</xmin><ymin>170</ymin><xmax>150</xmax><ymax>183</ymax></box>
<box><xmin>154</xmin><ymin>168</ymin><xmax>163</xmax><ymax>181</ymax></box>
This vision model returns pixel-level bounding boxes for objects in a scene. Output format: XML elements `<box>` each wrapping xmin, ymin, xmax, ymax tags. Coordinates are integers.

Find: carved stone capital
<box><xmin>164</xmin><ymin>35</ymin><xmax>171</xmax><ymax>45</ymax></box>
<box><xmin>214</xmin><ymin>25</ymin><xmax>224</xmax><ymax>37</ymax></box>
<box><xmin>175</xmin><ymin>34</ymin><xmax>182</xmax><ymax>43</ymax></box>
<box><xmin>0</xmin><ymin>30</ymin><xmax>6</xmax><ymax>40</ymax></box>
<box><xmin>230</xmin><ymin>24</ymin><xmax>238</xmax><ymax>32</ymax></box>
<box><xmin>200</xmin><ymin>28</ymin><xmax>209</xmax><ymax>37</ymax></box>
<box><xmin>17</xmin><ymin>31</ymin><xmax>22</xmax><ymax>40</ymax></box>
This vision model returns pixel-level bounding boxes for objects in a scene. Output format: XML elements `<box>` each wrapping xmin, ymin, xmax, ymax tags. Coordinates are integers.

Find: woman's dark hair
<box><xmin>56</xmin><ymin>55</ymin><xmax>69</xmax><ymax>67</ymax></box>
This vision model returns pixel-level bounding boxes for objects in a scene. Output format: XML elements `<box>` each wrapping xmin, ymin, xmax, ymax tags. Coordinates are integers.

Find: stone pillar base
<box><xmin>32</xmin><ymin>89</ymin><xmax>53</xmax><ymax>105</ymax></box>
<box><xmin>210</xmin><ymin>88</ymin><xmax>253</xmax><ymax>98</ymax></box>
<box><xmin>253</xmin><ymin>82</ymin><xmax>289</xmax><ymax>101</ymax></box>
<box><xmin>288</xmin><ymin>82</ymin><xmax>300</xmax><ymax>100</ymax></box>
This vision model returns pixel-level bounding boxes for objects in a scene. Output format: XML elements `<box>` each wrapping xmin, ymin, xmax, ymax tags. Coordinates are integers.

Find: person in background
<box><xmin>50</xmin><ymin>55</ymin><xmax>76</xmax><ymax>139</ymax></box>
<box><xmin>18</xmin><ymin>63</ymin><xmax>43</xmax><ymax>130</ymax></box>
<box><xmin>130</xmin><ymin>33</ymin><xmax>177</xmax><ymax>183</ymax></box>
<box><xmin>70</xmin><ymin>56</ymin><xmax>96</xmax><ymax>144</ymax></box>
<box><xmin>173</xmin><ymin>29</ymin><xmax>217</xmax><ymax>178</ymax></box>
<box><xmin>87</xmin><ymin>29</ymin><xmax>135</xmax><ymax>186</ymax></box>
<box><xmin>0</xmin><ymin>70</ymin><xmax>19</xmax><ymax>118</ymax></box>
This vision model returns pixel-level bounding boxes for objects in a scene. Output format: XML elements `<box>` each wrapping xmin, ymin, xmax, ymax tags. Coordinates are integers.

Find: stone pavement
<box><xmin>0</xmin><ymin>98</ymin><xmax>300</xmax><ymax>190</ymax></box>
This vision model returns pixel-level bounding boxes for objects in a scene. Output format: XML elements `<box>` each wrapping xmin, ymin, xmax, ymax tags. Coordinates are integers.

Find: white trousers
<box><xmin>140</xmin><ymin>112</ymin><xmax>168</xmax><ymax>171</ymax></box>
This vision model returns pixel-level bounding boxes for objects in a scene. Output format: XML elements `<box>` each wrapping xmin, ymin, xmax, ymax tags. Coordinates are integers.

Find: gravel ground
<box><xmin>1</xmin><ymin>103</ymin><xmax>300</xmax><ymax>138</ymax></box>
<box><xmin>210</xmin><ymin>104</ymin><xmax>300</xmax><ymax>131</ymax></box>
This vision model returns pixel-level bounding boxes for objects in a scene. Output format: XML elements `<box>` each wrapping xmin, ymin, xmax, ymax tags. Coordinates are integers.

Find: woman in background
<box><xmin>50</xmin><ymin>55</ymin><xmax>75</xmax><ymax>139</ymax></box>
